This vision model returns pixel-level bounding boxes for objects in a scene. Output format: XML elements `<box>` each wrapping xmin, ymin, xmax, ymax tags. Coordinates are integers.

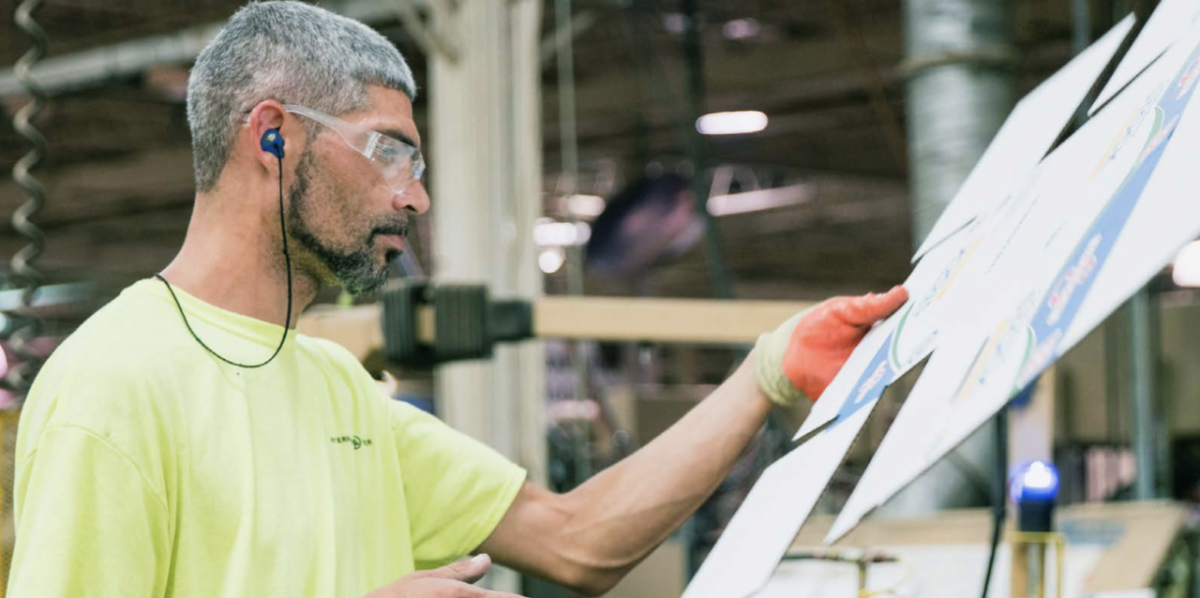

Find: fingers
<box><xmin>411</xmin><ymin>554</ymin><xmax>493</xmax><ymax>584</ymax></box>
<box><xmin>835</xmin><ymin>285</ymin><xmax>908</xmax><ymax>326</ymax></box>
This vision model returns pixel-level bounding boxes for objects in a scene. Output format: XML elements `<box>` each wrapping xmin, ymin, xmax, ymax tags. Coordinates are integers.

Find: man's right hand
<box><xmin>754</xmin><ymin>286</ymin><xmax>908</xmax><ymax>407</ymax></box>
<box><xmin>363</xmin><ymin>554</ymin><xmax>528</xmax><ymax>598</ymax></box>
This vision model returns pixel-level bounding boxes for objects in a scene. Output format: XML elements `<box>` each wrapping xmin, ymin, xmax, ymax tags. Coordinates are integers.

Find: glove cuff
<box><xmin>753</xmin><ymin>330</ymin><xmax>809</xmax><ymax>408</ymax></box>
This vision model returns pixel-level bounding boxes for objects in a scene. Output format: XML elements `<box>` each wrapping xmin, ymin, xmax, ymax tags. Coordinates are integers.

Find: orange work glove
<box><xmin>754</xmin><ymin>286</ymin><xmax>908</xmax><ymax>407</ymax></box>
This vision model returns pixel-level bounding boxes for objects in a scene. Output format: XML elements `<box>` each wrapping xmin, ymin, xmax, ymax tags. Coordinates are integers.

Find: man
<box><xmin>7</xmin><ymin>3</ymin><xmax>907</xmax><ymax>597</ymax></box>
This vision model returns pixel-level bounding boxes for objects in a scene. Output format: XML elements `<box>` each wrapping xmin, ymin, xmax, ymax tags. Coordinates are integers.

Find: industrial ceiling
<box><xmin>0</xmin><ymin>0</ymin><xmax>1097</xmax><ymax>306</ymax></box>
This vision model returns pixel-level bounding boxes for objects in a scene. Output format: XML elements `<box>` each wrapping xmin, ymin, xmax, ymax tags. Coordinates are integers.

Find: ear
<box><xmin>246</xmin><ymin>101</ymin><xmax>290</xmax><ymax>171</ymax></box>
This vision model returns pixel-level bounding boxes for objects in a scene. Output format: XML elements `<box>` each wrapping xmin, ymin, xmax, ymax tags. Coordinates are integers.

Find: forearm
<box><xmin>482</xmin><ymin>290</ymin><xmax>907</xmax><ymax>595</ymax></box>
<box><xmin>557</xmin><ymin>354</ymin><xmax>772</xmax><ymax>581</ymax></box>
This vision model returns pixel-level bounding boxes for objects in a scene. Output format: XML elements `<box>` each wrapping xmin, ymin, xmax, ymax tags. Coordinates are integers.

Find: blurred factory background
<box><xmin>2</xmin><ymin>0</ymin><xmax>1200</xmax><ymax>596</ymax></box>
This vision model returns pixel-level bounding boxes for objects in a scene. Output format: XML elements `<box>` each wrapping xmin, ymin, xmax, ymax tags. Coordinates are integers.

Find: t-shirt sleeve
<box><xmin>8</xmin><ymin>425</ymin><xmax>171</xmax><ymax>598</ymax></box>
<box><xmin>388</xmin><ymin>401</ymin><xmax>527</xmax><ymax>569</ymax></box>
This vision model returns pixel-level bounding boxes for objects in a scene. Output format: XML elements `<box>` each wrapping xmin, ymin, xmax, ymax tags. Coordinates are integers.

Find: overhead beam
<box><xmin>0</xmin><ymin>146</ymin><xmax>194</xmax><ymax>225</ymax></box>
<box><xmin>0</xmin><ymin>0</ymin><xmax>401</xmax><ymax>98</ymax></box>
<box><xmin>545</xmin><ymin>12</ymin><xmax>906</xmax><ymax>127</ymax></box>
<box><xmin>0</xmin><ymin>208</ymin><xmax>190</xmax><ymax>281</ymax></box>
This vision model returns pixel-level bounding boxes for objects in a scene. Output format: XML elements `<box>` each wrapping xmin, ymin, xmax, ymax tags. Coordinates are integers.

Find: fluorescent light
<box><xmin>547</xmin><ymin>398</ymin><xmax>601</xmax><ymax>422</ymax></box>
<box><xmin>566</xmin><ymin>194</ymin><xmax>606</xmax><ymax>218</ymax></box>
<box><xmin>696</xmin><ymin>111</ymin><xmax>768</xmax><ymax>135</ymax></box>
<box><xmin>707</xmin><ymin>184</ymin><xmax>812</xmax><ymax>216</ymax></box>
<box><xmin>722</xmin><ymin>18</ymin><xmax>761</xmax><ymax>40</ymax></box>
<box><xmin>662</xmin><ymin>13</ymin><xmax>689</xmax><ymax>34</ymax></box>
<box><xmin>538</xmin><ymin>247</ymin><xmax>566</xmax><ymax>274</ymax></box>
<box><xmin>1173</xmin><ymin>240</ymin><xmax>1200</xmax><ymax>287</ymax></box>
<box><xmin>534</xmin><ymin>219</ymin><xmax>591</xmax><ymax>247</ymax></box>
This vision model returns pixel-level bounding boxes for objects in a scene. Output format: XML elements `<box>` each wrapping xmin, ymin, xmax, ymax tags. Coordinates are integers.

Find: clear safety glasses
<box><xmin>283</xmin><ymin>104</ymin><xmax>426</xmax><ymax>194</ymax></box>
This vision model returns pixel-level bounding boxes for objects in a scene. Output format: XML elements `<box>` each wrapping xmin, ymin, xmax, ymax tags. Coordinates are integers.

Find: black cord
<box><xmin>980</xmin><ymin>408</ymin><xmax>1009</xmax><ymax>598</ymax></box>
<box><xmin>156</xmin><ymin>155</ymin><xmax>292</xmax><ymax>368</ymax></box>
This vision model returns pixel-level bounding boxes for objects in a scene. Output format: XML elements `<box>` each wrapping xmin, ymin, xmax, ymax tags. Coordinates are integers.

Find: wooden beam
<box><xmin>298</xmin><ymin>295</ymin><xmax>817</xmax><ymax>363</ymax></box>
<box><xmin>533</xmin><ymin>296</ymin><xmax>812</xmax><ymax>344</ymax></box>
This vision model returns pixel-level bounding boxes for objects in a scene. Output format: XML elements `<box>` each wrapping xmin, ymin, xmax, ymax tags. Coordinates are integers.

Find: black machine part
<box><xmin>1017</xmin><ymin>497</ymin><xmax>1055</xmax><ymax>534</ymax></box>
<box><xmin>381</xmin><ymin>279</ymin><xmax>534</xmax><ymax>367</ymax></box>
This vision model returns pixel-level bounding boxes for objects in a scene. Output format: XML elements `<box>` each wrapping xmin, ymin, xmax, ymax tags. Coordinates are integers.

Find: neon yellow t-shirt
<box><xmin>8</xmin><ymin>279</ymin><xmax>526</xmax><ymax>598</ymax></box>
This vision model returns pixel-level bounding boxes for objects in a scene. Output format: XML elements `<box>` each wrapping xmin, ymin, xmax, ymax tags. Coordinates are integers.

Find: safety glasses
<box><xmin>283</xmin><ymin>104</ymin><xmax>426</xmax><ymax>195</ymax></box>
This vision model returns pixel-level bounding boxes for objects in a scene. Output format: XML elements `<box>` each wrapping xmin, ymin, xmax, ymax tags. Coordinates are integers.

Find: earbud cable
<box><xmin>156</xmin><ymin>155</ymin><xmax>292</xmax><ymax>368</ymax></box>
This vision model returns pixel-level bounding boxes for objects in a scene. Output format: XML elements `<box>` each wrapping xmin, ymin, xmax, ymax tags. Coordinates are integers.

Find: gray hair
<box><xmin>187</xmin><ymin>1</ymin><xmax>417</xmax><ymax>192</ymax></box>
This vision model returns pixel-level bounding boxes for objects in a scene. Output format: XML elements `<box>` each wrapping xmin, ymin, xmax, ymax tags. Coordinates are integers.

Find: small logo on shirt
<box><xmin>331</xmin><ymin>435</ymin><xmax>373</xmax><ymax>450</ymax></box>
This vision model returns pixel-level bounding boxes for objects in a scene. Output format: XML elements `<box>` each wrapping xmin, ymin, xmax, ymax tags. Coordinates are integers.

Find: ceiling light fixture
<box><xmin>566</xmin><ymin>194</ymin><xmax>606</xmax><ymax>218</ymax></box>
<box><xmin>722</xmin><ymin>18</ymin><xmax>761</xmax><ymax>40</ymax></box>
<box><xmin>662</xmin><ymin>13</ymin><xmax>689</xmax><ymax>34</ymax></box>
<box><xmin>538</xmin><ymin>247</ymin><xmax>566</xmax><ymax>274</ymax></box>
<box><xmin>1172</xmin><ymin>239</ymin><xmax>1200</xmax><ymax>287</ymax></box>
<box><xmin>707</xmin><ymin>184</ymin><xmax>813</xmax><ymax>217</ymax></box>
<box><xmin>696</xmin><ymin>111</ymin><xmax>768</xmax><ymax>135</ymax></box>
<box><xmin>534</xmin><ymin>218</ymin><xmax>591</xmax><ymax>247</ymax></box>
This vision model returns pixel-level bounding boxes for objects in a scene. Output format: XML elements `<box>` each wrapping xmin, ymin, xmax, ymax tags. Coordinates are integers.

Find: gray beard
<box><xmin>287</xmin><ymin>152</ymin><xmax>403</xmax><ymax>296</ymax></box>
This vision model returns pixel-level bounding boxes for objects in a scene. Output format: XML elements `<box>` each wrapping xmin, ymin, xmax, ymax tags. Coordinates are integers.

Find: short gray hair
<box><xmin>187</xmin><ymin>1</ymin><xmax>417</xmax><ymax>192</ymax></box>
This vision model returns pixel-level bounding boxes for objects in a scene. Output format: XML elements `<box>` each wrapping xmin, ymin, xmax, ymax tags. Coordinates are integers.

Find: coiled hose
<box><xmin>4</xmin><ymin>0</ymin><xmax>49</xmax><ymax>393</ymax></box>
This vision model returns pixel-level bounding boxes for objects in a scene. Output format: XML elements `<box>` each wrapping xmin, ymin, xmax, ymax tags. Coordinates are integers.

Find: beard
<box><xmin>287</xmin><ymin>151</ymin><xmax>407</xmax><ymax>296</ymax></box>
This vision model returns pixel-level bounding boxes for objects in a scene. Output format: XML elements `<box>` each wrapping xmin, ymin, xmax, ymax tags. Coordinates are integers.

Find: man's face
<box><xmin>287</xmin><ymin>87</ymin><xmax>429</xmax><ymax>295</ymax></box>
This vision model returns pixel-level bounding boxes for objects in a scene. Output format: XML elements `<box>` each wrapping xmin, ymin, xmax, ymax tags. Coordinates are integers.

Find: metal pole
<box><xmin>555</xmin><ymin>0</ymin><xmax>582</xmax><ymax>298</ymax></box>
<box><xmin>424</xmin><ymin>4</ymin><xmax>547</xmax><ymax>590</ymax></box>
<box><xmin>1104</xmin><ymin>307</ymin><xmax>1124</xmax><ymax>495</ymax></box>
<box><xmin>1128</xmin><ymin>288</ymin><xmax>1157</xmax><ymax>500</ymax></box>
<box><xmin>426</xmin><ymin>0</ymin><xmax>533</xmax><ymax>429</ymax></box>
<box><xmin>904</xmin><ymin>0</ymin><xmax>1016</xmax><ymax>247</ymax></box>
<box><xmin>1072</xmin><ymin>0</ymin><xmax>1092</xmax><ymax>56</ymax></box>
<box><xmin>553</xmin><ymin>0</ymin><xmax>594</xmax><ymax>485</ymax></box>
<box><xmin>681</xmin><ymin>0</ymin><xmax>734</xmax><ymax>299</ymax></box>
<box><xmin>886</xmin><ymin>0</ymin><xmax>1015</xmax><ymax>515</ymax></box>
<box><xmin>980</xmin><ymin>409</ymin><xmax>1009</xmax><ymax>598</ymax></box>
<box><xmin>1150</xmin><ymin>292</ymin><xmax>1172</xmax><ymax>499</ymax></box>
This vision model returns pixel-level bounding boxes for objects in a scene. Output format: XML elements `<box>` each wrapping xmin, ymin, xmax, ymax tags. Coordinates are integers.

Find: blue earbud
<box><xmin>260</xmin><ymin>128</ymin><xmax>285</xmax><ymax>159</ymax></box>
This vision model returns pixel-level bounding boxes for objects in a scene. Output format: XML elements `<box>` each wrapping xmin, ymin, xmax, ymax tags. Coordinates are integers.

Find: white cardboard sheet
<box><xmin>826</xmin><ymin>26</ymin><xmax>1200</xmax><ymax>542</ymax></box>
<box><xmin>797</xmin><ymin>224</ymin><xmax>980</xmax><ymax>440</ymax></box>
<box><xmin>913</xmin><ymin>16</ymin><xmax>1134</xmax><ymax>261</ymax></box>
<box><xmin>1091</xmin><ymin>0</ymin><xmax>1200</xmax><ymax>112</ymax></box>
<box><xmin>679</xmin><ymin>17</ymin><xmax>1200</xmax><ymax>597</ymax></box>
<box><xmin>798</xmin><ymin>17</ymin><xmax>1135</xmax><ymax>442</ymax></box>
<box><xmin>680</xmin><ymin>318</ymin><xmax>898</xmax><ymax>598</ymax></box>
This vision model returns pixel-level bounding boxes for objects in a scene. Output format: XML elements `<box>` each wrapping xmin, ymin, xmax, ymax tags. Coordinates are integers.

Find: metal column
<box><xmin>418</xmin><ymin>1</ymin><xmax>547</xmax><ymax>590</ymax></box>
<box><xmin>885</xmin><ymin>0</ymin><xmax>1016</xmax><ymax>515</ymax></box>
<box><xmin>904</xmin><ymin>0</ymin><xmax>1016</xmax><ymax>246</ymax></box>
<box><xmin>1128</xmin><ymin>289</ymin><xmax>1165</xmax><ymax>499</ymax></box>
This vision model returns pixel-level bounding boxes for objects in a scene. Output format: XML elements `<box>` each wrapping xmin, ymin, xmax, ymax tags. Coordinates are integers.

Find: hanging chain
<box><xmin>4</xmin><ymin>0</ymin><xmax>49</xmax><ymax>393</ymax></box>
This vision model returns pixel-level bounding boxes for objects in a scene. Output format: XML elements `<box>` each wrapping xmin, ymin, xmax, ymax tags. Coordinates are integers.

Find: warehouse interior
<box><xmin>2</xmin><ymin>0</ymin><xmax>1200</xmax><ymax>596</ymax></box>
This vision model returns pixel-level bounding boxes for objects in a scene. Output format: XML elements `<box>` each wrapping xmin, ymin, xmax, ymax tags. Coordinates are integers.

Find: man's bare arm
<box><xmin>477</xmin><ymin>288</ymin><xmax>908</xmax><ymax>595</ymax></box>
<box><xmin>478</xmin><ymin>358</ymin><xmax>770</xmax><ymax>595</ymax></box>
